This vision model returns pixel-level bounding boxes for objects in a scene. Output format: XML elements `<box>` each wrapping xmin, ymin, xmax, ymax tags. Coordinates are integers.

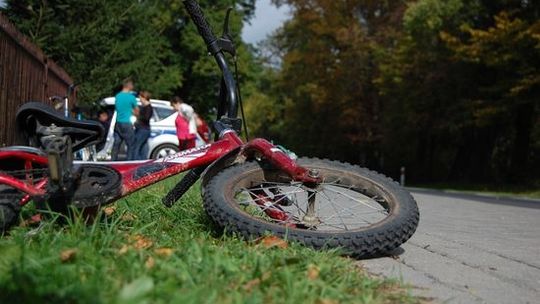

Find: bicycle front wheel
<box><xmin>203</xmin><ymin>158</ymin><xmax>419</xmax><ymax>257</ymax></box>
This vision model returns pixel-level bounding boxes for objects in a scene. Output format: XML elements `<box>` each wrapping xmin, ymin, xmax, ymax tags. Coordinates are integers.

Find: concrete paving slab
<box><xmin>361</xmin><ymin>191</ymin><xmax>540</xmax><ymax>304</ymax></box>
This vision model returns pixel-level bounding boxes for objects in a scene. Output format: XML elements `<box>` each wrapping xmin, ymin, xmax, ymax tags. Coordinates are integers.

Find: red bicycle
<box><xmin>0</xmin><ymin>0</ymin><xmax>418</xmax><ymax>257</ymax></box>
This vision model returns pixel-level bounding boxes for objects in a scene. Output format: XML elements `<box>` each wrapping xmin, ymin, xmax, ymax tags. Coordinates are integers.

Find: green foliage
<box><xmin>0</xmin><ymin>179</ymin><xmax>416</xmax><ymax>303</ymax></box>
<box><xmin>255</xmin><ymin>0</ymin><xmax>407</xmax><ymax>164</ymax></box>
<box><xmin>251</xmin><ymin>0</ymin><xmax>539</xmax><ymax>185</ymax></box>
<box><xmin>403</xmin><ymin>0</ymin><xmax>471</xmax><ymax>40</ymax></box>
<box><xmin>163</xmin><ymin>0</ymin><xmax>257</xmax><ymax>115</ymax></box>
<box><xmin>2</xmin><ymin>0</ymin><xmax>183</xmax><ymax>103</ymax></box>
<box><xmin>1</xmin><ymin>0</ymin><xmax>258</xmax><ymax>111</ymax></box>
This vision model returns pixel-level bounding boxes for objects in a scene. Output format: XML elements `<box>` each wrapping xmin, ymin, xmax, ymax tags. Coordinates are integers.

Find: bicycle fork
<box><xmin>160</xmin><ymin>135</ymin><xmax>322</xmax><ymax>209</ymax></box>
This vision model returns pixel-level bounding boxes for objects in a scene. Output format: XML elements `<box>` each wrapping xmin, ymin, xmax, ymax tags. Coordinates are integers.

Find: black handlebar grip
<box><xmin>183</xmin><ymin>0</ymin><xmax>219</xmax><ymax>53</ymax></box>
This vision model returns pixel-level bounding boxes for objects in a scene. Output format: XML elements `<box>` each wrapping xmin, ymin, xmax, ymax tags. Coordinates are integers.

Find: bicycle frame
<box><xmin>0</xmin><ymin>131</ymin><xmax>319</xmax><ymax>208</ymax></box>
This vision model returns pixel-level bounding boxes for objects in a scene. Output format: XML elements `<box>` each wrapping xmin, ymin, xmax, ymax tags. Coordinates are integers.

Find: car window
<box><xmin>154</xmin><ymin>107</ymin><xmax>175</xmax><ymax>121</ymax></box>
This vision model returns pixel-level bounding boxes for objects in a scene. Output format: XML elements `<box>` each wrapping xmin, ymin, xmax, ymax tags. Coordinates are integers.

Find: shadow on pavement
<box><xmin>352</xmin><ymin>246</ymin><xmax>406</xmax><ymax>261</ymax></box>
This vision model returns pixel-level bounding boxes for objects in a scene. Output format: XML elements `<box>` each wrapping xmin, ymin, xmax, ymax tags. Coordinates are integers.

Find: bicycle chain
<box><xmin>0</xmin><ymin>168</ymin><xmax>49</xmax><ymax>178</ymax></box>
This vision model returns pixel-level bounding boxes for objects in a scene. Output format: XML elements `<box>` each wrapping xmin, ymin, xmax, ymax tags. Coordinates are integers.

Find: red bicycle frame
<box><xmin>0</xmin><ymin>131</ymin><xmax>319</xmax><ymax>209</ymax></box>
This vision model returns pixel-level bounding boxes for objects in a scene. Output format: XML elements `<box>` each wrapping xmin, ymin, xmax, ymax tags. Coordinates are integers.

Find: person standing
<box><xmin>97</xmin><ymin>109</ymin><xmax>110</xmax><ymax>131</ymax></box>
<box><xmin>133</xmin><ymin>91</ymin><xmax>153</xmax><ymax>159</ymax></box>
<box><xmin>170</xmin><ymin>96</ymin><xmax>196</xmax><ymax>150</ymax></box>
<box><xmin>96</xmin><ymin>109</ymin><xmax>110</xmax><ymax>152</ymax></box>
<box><xmin>195</xmin><ymin>113</ymin><xmax>211</xmax><ymax>144</ymax></box>
<box><xmin>112</xmin><ymin>78</ymin><xmax>139</xmax><ymax>160</ymax></box>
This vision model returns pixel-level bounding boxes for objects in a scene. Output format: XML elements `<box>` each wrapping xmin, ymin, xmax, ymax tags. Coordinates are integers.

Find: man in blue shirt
<box><xmin>112</xmin><ymin>78</ymin><xmax>139</xmax><ymax>160</ymax></box>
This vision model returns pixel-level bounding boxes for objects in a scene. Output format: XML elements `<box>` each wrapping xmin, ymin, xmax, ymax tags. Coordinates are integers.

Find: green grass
<box><xmin>413</xmin><ymin>182</ymin><xmax>540</xmax><ymax>199</ymax></box>
<box><xmin>0</xmin><ymin>177</ymin><xmax>417</xmax><ymax>303</ymax></box>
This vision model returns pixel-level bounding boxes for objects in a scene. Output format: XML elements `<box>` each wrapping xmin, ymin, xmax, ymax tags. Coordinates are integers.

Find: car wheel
<box><xmin>151</xmin><ymin>144</ymin><xmax>179</xmax><ymax>159</ymax></box>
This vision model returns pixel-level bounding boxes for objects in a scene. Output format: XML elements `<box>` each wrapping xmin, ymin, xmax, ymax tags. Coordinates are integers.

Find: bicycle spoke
<box><xmin>318</xmin><ymin>189</ymin><xmax>358</xmax><ymax>229</ymax></box>
<box><xmin>237</xmin><ymin>188</ymin><xmax>304</xmax><ymax>206</ymax></box>
<box><xmin>234</xmin><ymin>173</ymin><xmax>392</xmax><ymax>231</ymax></box>
<box><xmin>323</xmin><ymin>187</ymin><xmax>386</xmax><ymax>212</ymax></box>
<box><xmin>237</xmin><ymin>188</ymin><xmax>301</xmax><ymax>218</ymax></box>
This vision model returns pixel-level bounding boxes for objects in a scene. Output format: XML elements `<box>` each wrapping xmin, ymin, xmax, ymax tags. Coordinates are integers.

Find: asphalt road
<box><xmin>361</xmin><ymin>189</ymin><xmax>540</xmax><ymax>304</ymax></box>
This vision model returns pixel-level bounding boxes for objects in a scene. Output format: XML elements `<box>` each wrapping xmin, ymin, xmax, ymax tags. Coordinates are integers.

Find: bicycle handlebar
<box><xmin>183</xmin><ymin>0</ymin><xmax>239</xmax><ymax>122</ymax></box>
<box><xmin>183</xmin><ymin>0</ymin><xmax>219</xmax><ymax>52</ymax></box>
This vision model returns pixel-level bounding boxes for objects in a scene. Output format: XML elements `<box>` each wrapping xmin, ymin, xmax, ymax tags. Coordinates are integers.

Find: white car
<box><xmin>96</xmin><ymin>97</ymin><xmax>185</xmax><ymax>160</ymax></box>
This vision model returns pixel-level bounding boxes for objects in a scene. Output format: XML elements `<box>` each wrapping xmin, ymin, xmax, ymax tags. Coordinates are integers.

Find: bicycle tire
<box><xmin>202</xmin><ymin>158</ymin><xmax>419</xmax><ymax>257</ymax></box>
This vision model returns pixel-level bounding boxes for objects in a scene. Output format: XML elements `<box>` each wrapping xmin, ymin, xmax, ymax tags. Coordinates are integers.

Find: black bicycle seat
<box><xmin>16</xmin><ymin>102</ymin><xmax>104</xmax><ymax>152</ymax></box>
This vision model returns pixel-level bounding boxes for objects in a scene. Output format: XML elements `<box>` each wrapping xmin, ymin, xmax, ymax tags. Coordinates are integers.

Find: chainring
<box><xmin>72</xmin><ymin>165</ymin><xmax>122</xmax><ymax>208</ymax></box>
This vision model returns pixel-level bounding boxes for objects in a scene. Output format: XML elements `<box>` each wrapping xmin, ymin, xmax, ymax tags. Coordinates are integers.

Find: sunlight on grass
<box><xmin>0</xmin><ymin>177</ymin><xmax>417</xmax><ymax>303</ymax></box>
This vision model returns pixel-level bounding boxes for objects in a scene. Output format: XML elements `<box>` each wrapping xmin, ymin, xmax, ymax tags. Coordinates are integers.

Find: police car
<box><xmin>96</xmin><ymin>97</ymin><xmax>182</xmax><ymax>160</ymax></box>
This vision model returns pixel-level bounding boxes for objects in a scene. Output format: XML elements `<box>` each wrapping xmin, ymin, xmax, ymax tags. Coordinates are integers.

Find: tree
<box><xmin>2</xmin><ymin>0</ymin><xmax>183</xmax><ymax>104</ymax></box>
<box><xmin>441</xmin><ymin>10</ymin><xmax>540</xmax><ymax>181</ymax></box>
<box><xmin>256</xmin><ymin>0</ymin><xmax>407</xmax><ymax>165</ymax></box>
<box><xmin>152</xmin><ymin>0</ymin><xmax>257</xmax><ymax>116</ymax></box>
<box><xmin>256</xmin><ymin>0</ymin><xmax>539</xmax><ymax>185</ymax></box>
<box><xmin>1</xmin><ymin>0</ymin><xmax>257</xmax><ymax>113</ymax></box>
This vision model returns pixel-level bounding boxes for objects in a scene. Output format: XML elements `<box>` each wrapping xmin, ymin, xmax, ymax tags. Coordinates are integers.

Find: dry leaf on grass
<box><xmin>121</xmin><ymin>213</ymin><xmax>137</xmax><ymax>221</ymax></box>
<box><xmin>307</xmin><ymin>264</ymin><xmax>320</xmax><ymax>280</ymax></box>
<box><xmin>103</xmin><ymin>206</ymin><xmax>116</xmax><ymax>216</ymax></box>
<box><xmin>154</xmin><ymin>248</ymin><xmax>174</xmax><ymax>257</ymax></box>
<box><xmin>261</xmin><ymin>271</ymin><xmax>272</xmax><ymax>281</ymax></box>
<box><xmin>241</xmin><ymin>272</ymin><xmax>272</xmax><ymax>292</ymax></box>
<box><xmin>131</xmin><ymin>235</ymin><xmax>153</xmax><ymax>250</ymax></box>
<box><xmin>257</xmin><ymin>235</ymin><xmax>288</xmax><ymax>249</ymax></box>
<box><xmin>316</xmin><ymin>299</ymin><xmax>338</xmax><ymax>304</ymax></box>
<box><xmin>242</xmin><ymin>278</ymin><xmax>261</xmax><ymax>291</ymax></box>
<box><xmin>60</xmin><ymin>249</ymin><xmax>78</xmax><ymax>263</ymax></box>
<box><xmin>145</xmin><ymin>256</ymin><xmax>155</xmax><ymax>269</ymax></box>
<box><xmin>118</xmin><ymin>244</ymin><xmax>130</xmax><ymax>255</ymax></box>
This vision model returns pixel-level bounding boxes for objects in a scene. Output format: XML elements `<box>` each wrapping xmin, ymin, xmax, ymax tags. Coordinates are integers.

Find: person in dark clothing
<box><xmin>133</xmin><ymin>91</ymin><xmax>153</xmax><ymax>159</ymax></box>
<box><xmin>96</xmin><ymin>110</ymin><xmax>110</xmax><ymax>152</ymax></box>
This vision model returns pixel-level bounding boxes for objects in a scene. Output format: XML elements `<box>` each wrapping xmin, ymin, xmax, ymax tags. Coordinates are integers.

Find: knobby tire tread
<box><xmin>202</xmin><ymin>158</ymin><xmax>419</xmax><ymax>257</ymax></box>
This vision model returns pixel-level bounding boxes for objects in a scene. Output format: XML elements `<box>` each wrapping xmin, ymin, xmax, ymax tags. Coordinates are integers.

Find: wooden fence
<box><xmin>0</xmin><ymin>12</ymin><xmax>75</xmax><ymax>146</ymax></box>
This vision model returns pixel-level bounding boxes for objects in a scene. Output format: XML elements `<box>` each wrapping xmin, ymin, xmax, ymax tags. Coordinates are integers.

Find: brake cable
<box><xmin>233</xmin><ymin>58</ymin><xmax>250</xmax><ymax>141</ymax></box>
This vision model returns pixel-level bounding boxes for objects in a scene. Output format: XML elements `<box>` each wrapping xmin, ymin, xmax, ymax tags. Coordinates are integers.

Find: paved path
<box><xmin>361</xmin><ymin>189</ymin><xmax>540</xmax><ymax>304</ymax></box>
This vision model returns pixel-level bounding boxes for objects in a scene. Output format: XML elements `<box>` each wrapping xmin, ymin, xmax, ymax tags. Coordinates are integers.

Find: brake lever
<box><xmin>217</xmin><ymin>7</ymin><xmax>236</xmax><ymax>57</ymax></box>
<box><xmin>223</xmin><ymin>7</ymin><xmax>233</xmax><ymax>40</ymax></box>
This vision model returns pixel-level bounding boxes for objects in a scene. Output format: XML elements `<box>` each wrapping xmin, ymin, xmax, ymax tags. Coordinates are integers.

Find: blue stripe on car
<box><xmin>150</xmin><ymin>129</ymin><xmax>177</xmax><ymax>138</ymax></box>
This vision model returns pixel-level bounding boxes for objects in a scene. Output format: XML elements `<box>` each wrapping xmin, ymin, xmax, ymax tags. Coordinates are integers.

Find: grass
<box><xmin>413</xmin><ymin>182</ymin><xmax>540</xmax><ymax>199</ymax></box>
<box><xmin>0</xmin><ymin>177</ymin><xmax>417</xmax><ymax>304</ymax></box>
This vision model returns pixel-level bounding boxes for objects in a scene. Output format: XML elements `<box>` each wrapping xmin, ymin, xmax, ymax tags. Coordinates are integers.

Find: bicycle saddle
<box><xmin>16</xmin><ymin>102</ymin><xmax>104</xmax><ymax>152</ymax></box>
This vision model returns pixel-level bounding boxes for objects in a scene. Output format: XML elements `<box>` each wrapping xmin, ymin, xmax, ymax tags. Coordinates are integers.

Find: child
<box><xmin>170</xmin><ymin>96</ymin><xmax>196</xmax><ymax>150</ymax></box>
